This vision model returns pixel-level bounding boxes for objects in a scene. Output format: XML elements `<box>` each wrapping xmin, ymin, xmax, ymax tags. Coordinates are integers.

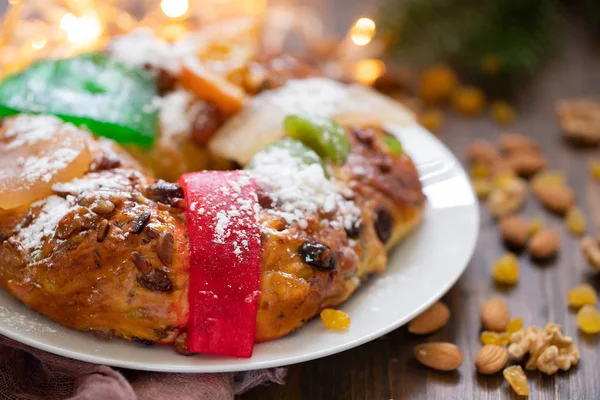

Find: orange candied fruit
<box><xmin>506</xmin><ymin>318</ymin><xmax>524</xmax><ymax>335</ymax></box>
<box><xmin>480</xmin><ymin>331</ymin><xmax>509</xmax><ymax>346</ymax></box>
<box><xmin>418</xmin><ymin>109</ymin><xmax>444</xmax><ymax>133</ymax></box>
<box><xmin>490</xmin><ymin>100</ymin><xmax>515</xmax><ymax>126</ymax></box>
<box><xmin>452</xmin><ymin>86</ymin><xmax>486</xmax><ymax>117</ymax></box>
<box><xmin>576</xmin><ymin>305</ymin><xmax>600</xmax><ymax>334</ymax></box>
<box><xmin>320</xmin><ymin>309</ymin><xmax>351</xmax><ymax>330</ymax></box>
<box><xmin>418</xmin><ymin>64</ymin><xmax>457</xmax><ymax>105</ymax></box>
<box><xmin>590</xmin><ymin>161</ymin><xmax>600</xmax><ymax>181</ymax></box>
<box><xmin>492</xmin><ymin>253</ymin><xmax>519</xmax><ymax>285</ymax></box>
<box><xmin>568</xmin><ymin>284</ymin><xmax>597</xmax><ymax>308</ymax></box>
<box><xmin>503</xmin><ymin>365</ymin><xmax>530</xmax><ymax>396</ymax></box>
<box><xmin>565</xmin><ymin>207</ymin><xmax>587</xmax><ymax>237</ymax></box>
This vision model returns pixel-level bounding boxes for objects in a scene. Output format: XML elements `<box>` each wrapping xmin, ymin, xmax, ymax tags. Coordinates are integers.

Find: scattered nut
<box><xmin>481</xmin><ymin>298</ymin><xmax>510</xmax><ymax>332</ymax></box>
<box><xmin>414</xmin><ymin>342</ymin><xmax>463</xmax><ymax>371</ymax></box>
<box><xmin>499</xmin><ymin>133</ymin><xmax>539</xmax><ymax>154</ymax></box>
<box><xmin>581</xmin><ymin>236</ymin><xmax>600</xmax><ymax>270</ymax></box>
<box><xmin>529</xmin><ymin>229</ymin><xmax>560</xmax><ymax>260</ymax></box>
<box><xmin>487</xmin><ymin>176</ymin><xmax>528</xmax><ymax>218</ymax></box>
<box><xmin>557</xmin><ymin>99</ymin><xmax>600</xmax><ymax>145</ymax></box>
<box><xmin>408</xmin><ymin>302</ymin><xmax>451</xmax><ymax>335</ymax></box>
<box><xmin>499</xmin><ymin>216</ymin><xmax>529</xmax><ymax>248</ymax></box>
<box><xmin>534</xmin><ymin>185</ymin><xmax>575</xmax><ymax>215</ymax></box>
<box><xmin>507</xmin><ymin>150</ymin><xmax>547</xmax><ymax>178</ymax></box>
<box><xmin>466</xmin><ymin>140</ymin><xmax>500</xmax><ymax>165</ymax></box>
<box><xmin>475</xmin><ymin>344</ymin><xmax>508</xmax><ymax>374</ymax></box>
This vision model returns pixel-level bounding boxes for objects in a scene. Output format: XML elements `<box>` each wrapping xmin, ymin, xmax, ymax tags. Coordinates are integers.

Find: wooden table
<box><xmin>243</xmin><ymin>19</ymin><xmax>600</xmax><ymax>400</ymax></box>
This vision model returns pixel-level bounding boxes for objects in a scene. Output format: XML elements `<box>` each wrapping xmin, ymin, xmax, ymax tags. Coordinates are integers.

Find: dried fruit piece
<box><xmin>490</xmin><ymin>101</ymin><xmax>515</xmax><ymax>126</ymax></box>
<box><xmin>581</xmin><ymin>236</ymin><xmax>600</xmax><ymax>270</ymax></box>
<box><xmin>576</xmin><ymin>305</ymin><xmax>600</xmax><ymax>334</ymax></box>
<box><xmin>320</xmin><ymin>309</ymin><xmax>351</xmax><ymax>330</ymax></box>
<box><xmin>472</xmin><ymin>178</ymin><xmax>493</xmax><ymax>200</ymax></box>
<box><xmin>418</xmin><ymin>109</ymin><xmax>444</xmax><ymax>133</ymax></box>
<box><xmin>414</xmin><ymin>342</ymin><xmax>463</xmax><ymax>371</ymax></box>
<box><xmin>492</xmin><ymin>253</ymin><xmax>519</xmax><ymax>285</ymax></box>
<box><xmin>475</xmin><ymin>344</ymin><xmax>508</xmax><ymax>374</ymax></box>
<box><xmin>557</xmin><ymin>99</ymin><xmax>600</xmax><ymax>145</ymax></box>
<box><xmin>499</xmin><ymin>216</ymin><xmax>529</xmax><ymax>248</ymax></box>
<box><xmin>418</xmin><ymin>65</ymin><xmax>457</xmax><ymax>105</ymax></box>
<box><xmin>452</xmin><ymin>86</ymin><xmax>486</xmax><ymax>117</ymax></box>
<box><xmin>529</xmin><ymin>229</ymin><xmax>560</xmax><ymax>260</ymax></box>
<box><xmin>506</xmin><ymin>318</ymin><xmax>524</xmax><ymax>334</ymax></box>
<box><xmin>567</xmin><ymin>284</ymin><xmax>597</xmax><ymax>308</ymax></box>
<box><xmin>528</xmin><ymin>218</ymin><xmax>544</xmax><ymax>236</ymax></box>
<box><xmin>565</xmin><ymin>207</ymin><xmax>587</xmax><ymax>237</ymax></box>
<box><xmin>503</xmin><ymin>365</ymin><xmax>530</xmax><ymax>396</ymax></box>
<box><xmin>471</xmin><ymin>162</ymin><xmax>490</xmax><ymax>179</ymax></box>
<box><xmin>481</xmin><ymin>298</ymin><xmax>510</xmax><ymax>332</ymax></box>
<box><xmin>408</xmin><ymin>302</ymin><xmax>451</xmax><ymax>335</ymax></box>
<box><xmin>480</xmin><ymin>331</ymin><xmax>509</xmax><ymax>346</ymax></box>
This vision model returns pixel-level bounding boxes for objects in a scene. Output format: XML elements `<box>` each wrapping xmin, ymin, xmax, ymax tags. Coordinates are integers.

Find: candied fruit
<box><xmin>452</xmin><ymin>86</ymin><xmax>486</xmax><ymax>117</ymax></box>
<box><xmin>565</xmin><ymin>207</ymin><xmax>587</xmax><ymax>237</ymax></box>
<box><xmin>472</xmin><ymin>178</ymin><xmax>493</xmax><ymax>200</ymax></box>
<box><xmin>320</xmin><ymin>309</ymin><xmax>351</xmax><ymax>330</ymax></box>
<box><xmin>471</xmin><ymin>162</ymin><xmax>490</xmax><ymax>179</ymax></box>
<box><xmin>503</xmin><ymin>365</ymin><xmax>530</xmax><ymax>396</ymax></box>
<box><xmin>506</xmin><ymin>318</ymin><xmax>524</xmax><ymax>335</ymax></box>
<box><xmin>418</xmin><ymin>109</ymin><xmax>444</xmax><ymax>133</ymax></box>
<box><xmin>492</xmin><ymin>253</ymin><xmax>519</xmax><ymax>285</ymax></box>
<box><xmin>480</xmin><ymin>331</ymin><xmax>509</xmax><ymax>346</ymax></box>
<box><xmin>418</xmin><ymin>65</ymin><xmax>457</xmax><ymax>104</ymax></box>
<box><xmin>568</xmin><ymin>284</ymin><xmax>598</xmax><ymax>308</ymax></box>
<box><xmin>528</xmin><ymin>218</ymin><xmax>544</xmax><ymax>236</ymax></box>
<box><xmin>490</xmin><ymin>101</ymin><xmax>515</xmax><ymax>126</ymax></box>
<box><xmin>576</xmin><ymin>305</ymin><xmax>600</xmax><ymax>334</ymax></box>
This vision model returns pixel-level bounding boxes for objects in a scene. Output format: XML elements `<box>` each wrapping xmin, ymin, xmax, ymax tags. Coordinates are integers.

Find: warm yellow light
<box><xmin>350</xmin><ymin>17</ymin><xmax>376</xmax><ymax>46</ymax></box>
<box><xmin>31</xmin><ymin>38</ymin><xmax>47</xmax><ymax>50</ymax></box>
<box><xmin>8</xmin><ymin>0</ymin><xmax>19</xmax><ymax>4</ymax></box>
<box><xmin>161</xmin><ymin>0</ymin><xmax>189</xmax><ymax>19</ymax></box>
<box><xmin>354</xmin><ymin>59</ymin><xmax>386</xmax><ymax>85</ymax></box>
<box><xmin>60</xmin><ymin>13</ymin><xmax>102</xmax><ymax>44</ymax></box>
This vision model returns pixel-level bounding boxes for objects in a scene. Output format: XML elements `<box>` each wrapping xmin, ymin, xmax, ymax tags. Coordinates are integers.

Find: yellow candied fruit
<box><xmin>480</xmin><ymin>331</ymin><xmax>509</xmax><ymax>346</ymax></box>
<box><xmin>472</xmin><ymin>178</ymin><xmax>493</xmax><ymax>200</ymax></box>
<box><xmin>471</xmin><ymin>162</ymin><xmax>490</xmax><ymax>179</ymax></box>
<box><xmin>506</xmin><ymin>318</ymin><xmax>524</xmax><ymax>335</ymax></box>
<box><xmin>503</xmin><ymin>365</ymin><xmax>530</xmax><ymax>396</ymax></box>
<box><xmin>565</xmin><ymin>207</ymin><xmax>587</xmax><ymax>237</ymax></box>
<box><xmin>480</xmin><ymin>53</ymin><xmax>503</xmax><ymax>75</ymax></box>
<box><xmin>452</xmin><ymin>86</ymin><xmax>486</xmax><ymax>117</ymax></box>
<box><xmin>576</xmin><ymin>305</ymin><xmax>600</xmax><ymax>334</ymax></box>
<box><xmin>492</xmin><ymin>253</ymin><xmax>519</xmax><ymax>285</ymax></box>
<box><xmin>531</xmin><ymin>170</ymin><xmax>565</xmax><ymax>192</ymax></box>
<box><xmin>418</xmin><ymin>109</ymin><xmax>444</xmax><ymax>133</ymax></box>
<box><xmin>528</xmin><ymin>218</ymin><xmax>544</xmax><ymax>236</ymax></box>
<box><xmin>568</xmin><ymin>283</ymin><xmax>598</xmax><ymax>308</ymax></box>
<box><xmin>590</xmin><ymin>161</ymin><xmax>600</xmax><ymax>181</ymax></box>
<box><xmin>418</xmin><ymin>64</ymin><xmax>457</xmax><ymax>105</ymax></box>
<box><xmin>320</xmin><ymin>309</ymin><xmax>351</xmax><ymax>330</ymax></box>
<box><xmin>490</xmin><ymin>100</ymin><xmax>515</xmax><ymax>126</ymax></box>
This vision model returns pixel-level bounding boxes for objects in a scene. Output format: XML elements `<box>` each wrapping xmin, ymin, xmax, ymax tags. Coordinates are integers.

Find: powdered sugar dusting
<box><xmin>4</xmin><ymin>115</ymin><xmax>64</xmax><ymax>150</ymax></box>
<box><xmin>155</xmin><ymin>90</ymin><xmax>204</xmax><ymax>141</ymax></box>
<box><xmin>52</xmin><ymin>172</ymin><xmax>132</xmax><ymax>197</ymax></box>
<box><xmin>16</xmin><ymin>149</ymin><xmax>79</xmax><ymax>184</ymax></box>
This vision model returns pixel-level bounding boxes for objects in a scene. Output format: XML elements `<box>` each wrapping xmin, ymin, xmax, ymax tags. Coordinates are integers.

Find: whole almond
<box><xmin>481</xmin><ymin>298</ymin><xmax>510</xmax><ymax>332</ymax></box>
<box><xmin>507</xmin><ymin>151</ymin><xmax>547</xmax><ymax>178</ymax></box>
<box><xmin>529</xmin><ymin>229</ymin><xmax>561</xmax><ymax>259</ymax></box>
<box><xmin>466</xmin><ymin>140</ymin><xmax>500</xmax><ymax>165</ymax></box>
<box><xmin>534</xmin><ymin>185</ymin><xmax>575</xmax><ymax>215</ymax></box>
<box><xmin>408</xmin><ymin>302</ymin><xmax>451</xmax><ymax>335</ymax></box>
<box><xmin>499</xmin><ymin>133</ymin><xmax>539</xmax><ymax>154</ymax></box>
<box><xmin>499</xmin><ymin>216</ymin><xmax>529</xmax><ymax>248</ymax></box>
<box><xmin>475</xmin><ymin>344</ymin><xmax>509</xmax><ymax>374</ymax></box>
<box><xmin>414</xmin><ymin>342</ymin><xmax>463</xmax><ymax>371</ymax></box>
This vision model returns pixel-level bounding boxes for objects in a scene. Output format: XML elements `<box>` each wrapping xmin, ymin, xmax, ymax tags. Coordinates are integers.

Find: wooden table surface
<box><xmin>243</xmin><ymin>18</ymin><xmax>600</xmax><ymax>400</ymax></box>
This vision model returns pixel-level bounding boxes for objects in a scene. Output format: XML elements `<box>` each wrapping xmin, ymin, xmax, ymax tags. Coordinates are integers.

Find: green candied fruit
<box><xmin>247</xmin><ymin>138</ymin><xmax>327</xmax><ymax>175</ymax></box>
<box><xmin>0</xmin><ymin>52</ymin><xmax>158</xmax><ymax>147</ymax></box>
<box><xmin>382</xmin><ymin>134</ymin><xmax>403</xmax><ymax>155</ymax></box>
<box><xmin>283</xmin><ymin>115</ymin><xmax>350</xmax><ymax>164</ymax></box>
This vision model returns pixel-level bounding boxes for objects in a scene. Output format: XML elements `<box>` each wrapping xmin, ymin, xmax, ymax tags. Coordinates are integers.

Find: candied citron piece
<box><xmin>480</xmin><ymin>331</ymin><xmax>509</xmax><ymax>346</ymax></box>
<box><xmin>528</xmin><ymin>218</ymin><xmax>544</xmax><ymax>236</ymax></box>
<box><xmin>321</xmin><ymin>309</ymin><xmax>351</xmax><ymax>330</ymax></box>
<box><xmin>490</xmin><ymin>101</ymin><xmax>515</xmax><ymax>126</ymax></box>
<box><xmin>577</xmin><ymin>305</ymin><xmax>600</xmax><ymax>334</ymax></box>
<box><xmin>0</xmin><ymin>115</ymin><xmax>91</xmax><ymax>210</ymax></box>
<box><xmin>504</xmin><ymin>365</ymin><xmax>530</xmax><ymax>396</ymax></box>
<box><xmin>565</xmin><ymin>207</ymin><xmax>587</xmax><ymax>237</ymax></box>
<box><xmin>506</xmin><ymin>318</ymin><xmax>524</xmax><ymax>334</ymax></box>
<box><xmin>492</xmin><ymin>253</ymin><xmax>519</xmax><ymax>285</ymax></box>
<box><xmin>568</xmin><ymin>284</ymin><xmax>598</xmax><ymax>308</ymax></box>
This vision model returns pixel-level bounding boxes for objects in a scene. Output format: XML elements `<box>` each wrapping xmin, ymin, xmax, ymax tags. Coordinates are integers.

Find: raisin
<box><xmin>345</xmin><ymin>219</ymin><xmax>362</xmax><ymax>238</ymax></box>
<box><xmin>351</xmin><ymin>127</ymin><xmax>375</xmax><ymax>145</ymax></box>
<box><xmin>156</xmin><ymin>232</ymin><xmax>174</xmax><ymax>267</ymax></box>
<box><xmin>565</xmin><ymin>207</ymin><xmax>587</xmax><ymax>237</ymax></box>
<box><xmin>131</xmin><ymin>211</ymin><xmax>151</xmax><ymax>234</ymax></box>
<box><xmin>174</xmin><ymin>332</ymin><xmax>194</xmax><ymax>356</ymax></box>
<box><xmin>374</xmin><ymin>205</ymin><xmax>394</xmax><ymax>244</ymax></box>
<box><xmin>492</xmin><ymin>253</ymin><xmax>519</xmax><ymax>285</ymax></box>
<box><xmin>90</xmin><ymin>153</ymin><xmax>121</xmax><ymax>171</ymax></box>
<box><xmin>299</xmin><ymin>242</ymin><xmax>337</xmax><ymax>271</ymax></box>
<box><xmin>156</xmin><ymin>69</ymin><xmax>177</xmax><ymax>94</ymax></box>
<box><xmin>191</xmin><ymin>102</ymin><xmax>224</xmax><ymax>146</ymax></box>
<box><xmin>506</xmin><ymin>318</ymin><xmax>524</xmax><ymax>334</ymax></box>
<box><xmin>503</xmin><ymin>365</ymin><xmax>529</xmax><ymax>396</ymax></box>
<box><xmin>480</xmin><ymin>331</ymin><xmax>509</xmax><ymax>346</ymax></box>
<box><xmin>144</xmin><ymin>181</ymin><xmax>184</xmax><ymax>206</ymax></box>
<box><xmin>576</xmin><ymin>305</ymin><xmax>600</xmax><ymax>334</ymax></box>
<box><xmin>132</xmin><ymin>337</ymin><xmax>155</xmax><ymax>346</ymax></box>
<box><xmin>137</xmin><ymin>269</ymin><xmax>173</xmax><ymax>292</ymax></box>
<box><xmin>568</xmin><ymin>284</ymin><xmax>598</xmax><ymax>308</ymax></box>
<box><xmin>320</xmin><ymin>309</ymin><xmax>351</xmax><ymax>330</ymax></box>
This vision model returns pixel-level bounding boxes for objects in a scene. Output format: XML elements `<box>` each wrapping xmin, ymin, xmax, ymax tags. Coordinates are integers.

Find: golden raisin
<box><xmin>528</xmin><ymin>218</ymin><xmax>544</xmax><ymax>236</ymax></box>
<box><xmin>480</xmin><ymin>331</ymin><xmax>509</xmax><ymax>346</ymax></box>
<box><xmin>590</xmin><ymin>161</ymin><xmax>600</xmax><ymax>181</ymax></box>
<box><xmin>506</xmin><ymin>318</ymin><xmax>524</xmax><ymax>334</ymax></box>
<box><xmin>492</xmin><ymin>253</ymin><xmax>519</xmax><ymax>285</ymax></box>
<box><xmin>418</xmin><ymin>109</ymin><xmax>444</xmax><ymax>133</ymax></box>
<box><xmin>531</xmin><ymin>170</ymin><xmax>565</xmax><ymax>193</ymax></box>
<box><xmin>576</xmin><ymin>305</ymin><xmax>600</xmax><ymax>334</ymax></box>
<box><xmin>472</xmin><ymin>178</ymin><xmax>493</xmax><ymax>200</ymax></box>
<box><xmin>320</xmin><ymin>309</ymin><xmax>351</xmax><ymax>330</ymax></box>
<box><xmin>490</xmin><ymin>101</ymin><xmax>515</xmax><ymax>126</ymax></box>
<box><xmin>418</xmin><ymin>65</ymin><xmax>457</xmax><ymax>104</ymax></box>
<box><xmin>565</xmin><ymin>207</ymin><xmax>587</xmax><ymax>237</ymax></box>
<box><xmin>471</xmin><ymin>162</ymin><xmax>490</xmax><ymax>179</ymax></box>
<box><xmin>493</xmin><ymin>172</ymin><xmax>518</xmax><ymax>190</ymax></box>
<box><xmin>503</xmin><ymin>365</ymin><xmax>530</xmax><ymax>396</ymax></box>
<box><xmin>568</xmin><ymin>284</ymin><xmax>598</xmax><ymax>308</ymax></box>
<box><xmin>452</xmin><ymin>86</ymin><xmax>486</xmax><ymax>117</ymax></box>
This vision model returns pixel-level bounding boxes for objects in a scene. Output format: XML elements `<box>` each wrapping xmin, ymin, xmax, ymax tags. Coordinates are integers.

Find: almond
<box><xmin>475</xmin><ymin>344</ymin><xmax>509</xmax><ymax>374</ymax></box>
<box><xmin>466</xmin><ymin>140</ymin><xmax>500</xmax><ymax>165</ymax></box>
<box><xmin>529</xmin><ymin>229</ymin><xmax>560</xmax><ymax>259</ymax></box>
<box><xmin>534</xmin><ymin>185</ymin><xmax>575</xmax><ymax>215</ymax></box>
<box><xmin>507</xmin><ymin>151</ymin><xmax>547</xmax><ymax>178</ymax></box>
<box><xmin>499</xmin><ymin>133</ymin><xmax>539</xmax><ymax>154</ymax></box>
<box><xmin>499</xmin><ymin>216</ymin><xmax>529</xmax><ymax>248</ymax></box>
<box><xmin>481</xmin><ymin>298</ymin><xmax>510</xmax><ymax>332</ymax></box>
<box><xmin>414</xmin><ymin>342</ymin><xmax>463</xmax><ymax>371</ymax></box>
<box><xmin>408</xmin><ymin>302</ymin><xmax>451</xmax><ymax>335</ymax></box>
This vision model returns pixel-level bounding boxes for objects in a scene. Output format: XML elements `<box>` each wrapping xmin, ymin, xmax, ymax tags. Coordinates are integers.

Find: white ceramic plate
<box><xmin>0</xmin><ymin>124</ymin><xmax>478</xmax><ymax>373</ymax></box>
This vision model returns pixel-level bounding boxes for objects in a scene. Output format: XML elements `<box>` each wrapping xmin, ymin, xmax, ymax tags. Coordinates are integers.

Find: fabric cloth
<box><xmin>0</xmin><ymin>335</ymin><xmax>285</xmax><ymax>400</ymax></box>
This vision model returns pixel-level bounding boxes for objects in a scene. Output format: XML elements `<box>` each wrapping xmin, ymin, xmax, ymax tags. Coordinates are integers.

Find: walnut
<box><xmin>557</xmin><ymin>99</ymin><xmax>600</xmax><ymax>145</ymax></box>
<box><xmin>487</xmin><ymin>176</ymin><xmax>528</xmax><ymax>218</ymax></box>
<box><xmin>508</xmin><ymin>323</ymin><xmax>580</xmax><ymax>375</ymax></box>
<box><xmin>581</xmin><ymin>236</ymin><xmax>600</xmax><ymax>271</ymax></box>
